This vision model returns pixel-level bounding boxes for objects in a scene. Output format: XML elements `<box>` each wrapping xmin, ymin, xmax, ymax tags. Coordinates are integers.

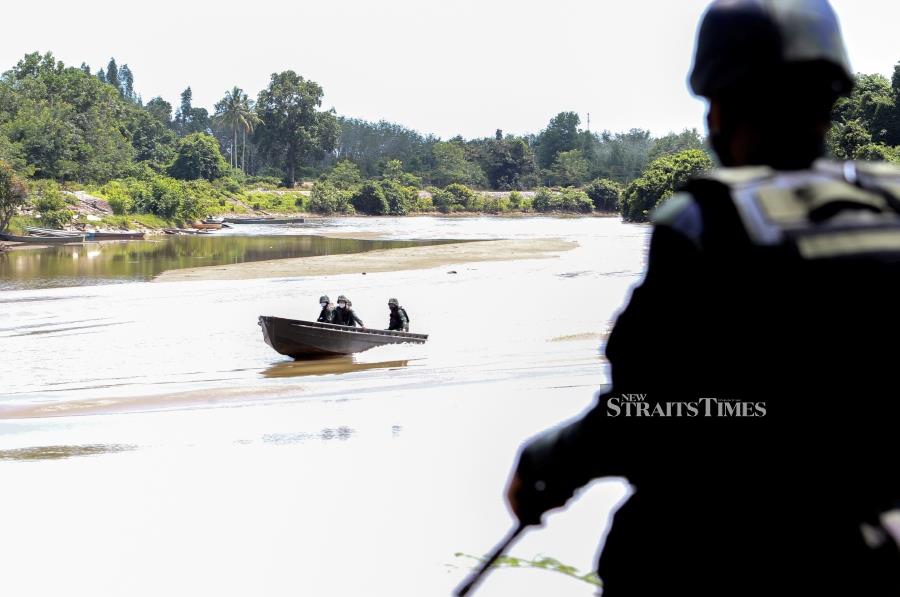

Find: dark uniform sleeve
<box><xmin>351</xmin><ymin>310</ymin><xmax>364</xmax><ymax>327</ymax></box>
<box><xmin>399</xmin><ymin>308</ymin><xmax>409</xmax><ymax>331</ymax></box>
<box><xmin>514</xmin><ymin>196</ymin><xmax>707</xmax><ymax>519</ymax></box>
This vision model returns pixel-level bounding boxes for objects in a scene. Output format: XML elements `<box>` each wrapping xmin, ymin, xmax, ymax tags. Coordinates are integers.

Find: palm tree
<box><xmin>214</xmin><ymin>87</ymin><xmax>262</xmax><ymax>172</ymax></box>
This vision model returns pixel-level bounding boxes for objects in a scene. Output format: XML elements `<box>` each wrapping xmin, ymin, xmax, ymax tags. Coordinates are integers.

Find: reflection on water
<box><xmin>0</xmin><ymin>235</ymin><xmax>449</xmax><ymax>290</ymax></box>
<box><xmin>0</xmin><ymin>444</ymin><xmax>137</xmax><ymax>461</ymax></box>
<box><xmin>262</xmin><ymin>356</ymin><xmax>411</xmax><ymax>378</ymax></box>
<box><xmin>261</xmin><ymin>427</ymin><xmax>355</xmax><ymax>444</ymax></box>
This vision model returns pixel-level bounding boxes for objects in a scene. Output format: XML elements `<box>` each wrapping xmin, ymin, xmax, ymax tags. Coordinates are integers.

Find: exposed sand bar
<box><xmin>153</xmin><ymin>238</ymin><xmax>577</xmax><ymax>282</ymax></box>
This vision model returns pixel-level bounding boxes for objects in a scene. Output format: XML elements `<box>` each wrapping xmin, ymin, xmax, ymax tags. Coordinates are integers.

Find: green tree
<box><xmin>168</xmin><ymin>133</ymin><xmax>228</xmax><ymax>181</ymax></box>
<box><xmin>550</xmin><ymin>149</ymin><xmax>589</xmax><ymax>186</ymax></box>
<box><xmin>648</xmin><ymin>129</ymin><xmax>705</xmax><ymax>161</ymax></box>
<box><xmin>309</xmin><ymin>180</ymin><xmax>354</xmax><ymax>214</ymax></box>
<box><xmin>536</xmin><ymin>112</ymin><xmax>581</xmax><ymax>169</ymax></box>
<box><xmin>324</xmin><ymin>159</ymin><xmax>362</xmax><ymax>190</ymax></box>
<box><xmin>31</xmin><ymin>180</ymin><xmax>72</xmax><ymax>228</ymax></box>
<box><xmin>558</xmin><ymin>187</ymin><xmax>593</xmax><ymax>213</ymax></box>
<box><xmin>174</xmin><ymin>87</ymin><xmax>211</xmax><ymax>136</ymax></box>
<box><xmin>431</xmin><ymin>141</ymin><xmax>484</xmax><ymax>186</ymax></box>
<box><xmin>381</xmin><ymin>179</ymin><xmax>417</xmax><ymax>215</ymax></box>
<box><xmin>254</xmin><ymin>70</ymin><xmax>339</xmax><ymax>186</ymax></box>
<box><xmin>119</xmin><ymin>64</ymin><xmax>135</xmax><ymax>102</ymax></box>
<box><xmin>383</xmin><ymin>159</ymin><xmax>404</xmax><ymax>181</ymax></box>
<box><xmin>826</xmin><ymin>118</ymin><xmax>872</xmax><ymax>159</ymax></box>
<box><xmin>0</xmin><ymin>160</ymin><xmax>28</xmax><ymax>231</ymax></box>
<box><xmin>585</xmin><ymin>178</ymin><xmax>623</xmax><ymax>212</ymax></box>
<box><xmin>1</xmin><ymin>53</ymin><xmax>134</xmax><ymax>181</ymax></box>
<box><xmin>146</xmin><ymin>97</ymin><xmax>173</xmax><ymax>126</ymax></box>
<box><xmin>351</xmin><ymin>180</ymin><xmax>388</xmax><ymax>215</ymax></box>
<box><xmin>483</xmin><ymin>136</ymin><xmax>536</xmax><ymax>189</ymax></box>
<box><xmin>621</xmin><ymin>149</ymin><xmax>713</xmax><ymax>222</ymax></box>
<box><xmin>214</xmin><ymin>86</ymin><xmax>261</xmax><ymax>172</ymax></box>
<box><xmin>106</xmin><ymin>58</ymin><xmax>120</xmax><ymax>94</ymax></box>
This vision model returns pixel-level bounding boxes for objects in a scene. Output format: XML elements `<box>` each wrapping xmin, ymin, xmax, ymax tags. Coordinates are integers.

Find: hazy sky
<box><xmin>3</xmin><ymin>0</ymin><xmax>898</xmax><ymax>140</ymax></box>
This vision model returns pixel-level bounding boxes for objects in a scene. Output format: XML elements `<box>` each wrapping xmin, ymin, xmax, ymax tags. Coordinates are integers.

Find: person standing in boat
<box><xmin>386</xmin><ymin>298</ymin><xmax>409</xmax><ymax>332</ymax></box>
<box><xmin>317</xmin><ymin>295</ymin><xmax>335</xmax><ymax>323</ymax></box>
<box><xmin>334</xmin><ymin>295</ymin><xmax>364</xmax><ymax>327</ymax></box>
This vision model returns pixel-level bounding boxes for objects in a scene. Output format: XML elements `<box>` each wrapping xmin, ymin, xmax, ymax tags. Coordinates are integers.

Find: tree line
<box><xmin>1</xmin><ymin>50</ymin><xmax>899</xmax><ymax>227</ymax></box>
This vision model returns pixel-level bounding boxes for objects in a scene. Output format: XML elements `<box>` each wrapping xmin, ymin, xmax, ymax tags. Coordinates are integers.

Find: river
<box><xmin>0</xmin><ymin>216</ymin><xmax>649</xmax><ymax>597</ymax></box>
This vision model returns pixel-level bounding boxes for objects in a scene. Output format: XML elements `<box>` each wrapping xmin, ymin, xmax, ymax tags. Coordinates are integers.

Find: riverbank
<box><xmin>153</xmin><ymin>238</ymin><xmax>577</xmax><ymax>282</ymax></box>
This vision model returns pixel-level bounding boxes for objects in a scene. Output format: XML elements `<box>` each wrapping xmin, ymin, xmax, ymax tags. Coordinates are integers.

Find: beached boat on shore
<box><xmin>259</xmin><ymin>316</ymin><xmax>427</xmax><ymax>358</ymax></box>
<box><xmin>225</xmin><ymin>217</ymin><xmax>305</xmax><ymax>224</ymax></box>
<box><xmin>0</xmin><ymin>232</ymin><xmax>86</xmax><ymax>244</ymax></box>
<box><xmin>88</xmin><ymin>230</ymin><xmax>146</xmax><ymax>240</ymax></box>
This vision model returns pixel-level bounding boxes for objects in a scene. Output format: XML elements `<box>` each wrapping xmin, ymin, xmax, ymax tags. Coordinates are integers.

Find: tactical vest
<box><xmin>656</xmin><ymin>159</ymin><xmax>900</xmax><ymax>260</ymax></box>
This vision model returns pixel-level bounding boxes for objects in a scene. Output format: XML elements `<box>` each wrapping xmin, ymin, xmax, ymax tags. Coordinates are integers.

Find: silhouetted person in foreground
<box><xmin>505</xmin><ymin>1</ymin><xmax>900</xmax><ymax>595</ymax></box>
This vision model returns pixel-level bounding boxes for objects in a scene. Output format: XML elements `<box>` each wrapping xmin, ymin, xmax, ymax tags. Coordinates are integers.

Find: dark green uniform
<box><xmin>388</xmin><ymin>306</ymin><xmax>409</xmax><ymax>332</ymax></box>
<box><xmin>515</xmin><ymin>162</ymin><xmax>900</xmax><ymax>596</ymax></box>
<box><xmin>317</xmin><ymin>305</ymin><xmax>335</xmax><ymax>323</ymax></box>
<box><xmin>334</xmin><ymin>306</ymin><xmax>364</xmax><ymax>327</ymax></box>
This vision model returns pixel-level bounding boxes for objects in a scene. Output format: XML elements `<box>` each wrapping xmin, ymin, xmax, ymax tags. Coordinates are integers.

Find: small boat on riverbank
<box><xmin>162</xmin><ymin>228</ymin><xmax>211</xmax><ymax>235</ymax></box>
<box><xmin>0</xmin><ymin>232</ymin><xmax>86</xmax><ymax>244</ymax></box>
<box><xmin>225</xmin><ymin>217</ymin><xmax>305</xmax><ymax>224</ymax></box>
<box><xmin>194</xmin><ymin>221</ymin><xmax>224</xmax><ymax>230</ymax></box>
<box><xmin>88</xmin><ymin>230</ymin><xmax>146</xmax><ymax>240</ymax></box>
<box><xmin>259</xmin><ymin>316</ymin><xmax>428</xmax><ymax>358</ymax></box>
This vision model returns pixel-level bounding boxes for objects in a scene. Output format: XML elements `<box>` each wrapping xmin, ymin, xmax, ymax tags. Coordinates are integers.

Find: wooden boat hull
<box><xmin>259</xmin><ymin>316</ymin><xmax>427</xmax><ymax>358</ymax></box>
<box><xmin>194</xmin><ymin>222</ymin><xmax>223</xmax><ymax>230</ymax></box>
<box><xmin>89</xmin><ymin>231</ymin><xmax>146</xmax><ymax>240</ymax></box>
<box><xmin>0</xmin><ymin>232</ymin><xmax>85</xmax><ymax>243</ymax></box>
<box><xmin>225</xmin><ymin>217</ymin><xmax>305</xmax><ymax>224</ymax></box>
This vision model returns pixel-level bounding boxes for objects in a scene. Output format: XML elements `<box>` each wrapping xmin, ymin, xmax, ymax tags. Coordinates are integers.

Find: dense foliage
<box><xmin>0</xmin><ymin>160</ymin><xmax>27</xmax><ymax>231</ymax></box>
<box><xmin>827</xmin><ymin>67</ymin><xmax>900</xmax><ymax>162</ymax></box>
<box><xmin>620</xmin><ymin>149</ymin><xmax>713</xmax><ymax>222</ymax></box>
<box><xmin>2</xmin><ymin>50</ymin><xmax>898</xmax><ymax>225</ymax></box>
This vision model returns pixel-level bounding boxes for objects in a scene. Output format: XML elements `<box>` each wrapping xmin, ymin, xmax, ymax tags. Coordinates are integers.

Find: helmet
<box><xmin>689</xmin><ymin>0</ymin><xmax>853</xmax><ymax>98</ymax></box>
<box><xmin>337</xmin><ymin>295</ymin><xmax>348</xmax><ymax>303</ymax></box>
<box><xmin>388</xmin><ymin>298</ymin><xmax>399</xmax><ymax>306</ymax></box>
<box><xmin>319</xmin><ymin>295</ymin><xmax>330</xmax><ymax>304</ymax></box>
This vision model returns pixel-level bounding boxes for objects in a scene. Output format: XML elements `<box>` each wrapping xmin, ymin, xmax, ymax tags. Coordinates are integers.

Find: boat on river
<box><xmin>259</xmin><ymin>316</ymin><xmax>428</xmax><ymax>358</ymax></box>
<box><xmin>0</xmin><ymin>232</ymin><xmax>86</xmax><ymax>243</ymax></box>
<box><xmin>225</xmin><ymin>217</ymin><xmax>305</xmax><ymax>224</ymax></box>
<box><xmin>88</xmin><ymin>230</ymin><xmax>146</xmax><ymax>240</ymax></box>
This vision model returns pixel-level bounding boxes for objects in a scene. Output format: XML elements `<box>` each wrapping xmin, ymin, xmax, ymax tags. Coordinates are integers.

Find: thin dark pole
<box><xmin>454</xmin><ymin>523</ymin><xmax>528</xmax><ymax>597</ymax></box>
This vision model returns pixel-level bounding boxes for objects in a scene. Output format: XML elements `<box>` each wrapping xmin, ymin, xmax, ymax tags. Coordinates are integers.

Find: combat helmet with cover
<box><xmin>689</xmin><ymin>0</ymin><xmax>853</xmax><ymax>99</ymax></box>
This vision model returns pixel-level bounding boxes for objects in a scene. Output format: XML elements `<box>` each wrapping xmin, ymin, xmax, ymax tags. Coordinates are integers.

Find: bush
<box><xmin>309</xmin><ymin>181</ymin><xmax>354</xmax><ymax>215</ymax></box>
<box><xmin>508</xmin><ymin>191</ymin><xmax>524</xmax><ymax>210</ymax></box>
<box><xmin>351</xmin><ymin>181</ymin><xmax>389</xmax><ymax>215</ymax></box>
<box><xmin>101</xmin><ymin>180</ymin><xmax>135</xmax><ymax>215</ymax></box>
<box><xmin>324</xmin><ymin>160</ymin><xmax>363</xmax><ymax>191</ymax></box>
<box><xmin>558</xmin><ymin>188</ymin><xmax>593</xmax><ymax>213</ymax></box>
<box><xmin>532</xmin><ymin>188</ymin><xmax>556</xmax><ymax>212</ymax></box>
<box><xmin>31</xmin><ymin>181</ymin><xmax>72</xmax><ymax>228</ymax></box>
<box><xmin>414</xmin><ymin>193</ymin><xmax>433</xmax><ymax>212</ymax></box>
<box><xmin>483</xmin><ymin>196</ymin><xmax>511</xmax><ymax>214</ymax></box>
<box><xmin>444</xmin><ymin>183</ymin><xmax>478</xmax><ymax>210</ymax></box>
<box><xmin>621</xmin><ymin>149</ymin><xmax>713</xmax><ymax>222</ymax></box>
<box><xmin>0</xmin><ymin>160</ymin><xmax>28</xmax><ymax>232</ymax></box>
<box><xmin>585</xmin><ymin>178</ymin><xmax>623</xmax><ymax>212</ymax></box>
<box><xmin>430</xmin><ymin>188</ymin><xmax>455</xmax><ymax>213</ymax></box>
<box><xmin>168</xmin><ymin>133</ymin><xmax>229</xmax><ymax>181</ymax></box>
<box><xmin>381</xmin><ymin>180</ymin><xmax>417</xmax><ymax>215</ymax></box>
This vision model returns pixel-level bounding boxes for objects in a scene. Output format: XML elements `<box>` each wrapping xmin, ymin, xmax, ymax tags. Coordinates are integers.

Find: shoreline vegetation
<box><xmin>1</xmin><ymin>51</ymin><xmax>898</xmax><ymax>240</ymax></box>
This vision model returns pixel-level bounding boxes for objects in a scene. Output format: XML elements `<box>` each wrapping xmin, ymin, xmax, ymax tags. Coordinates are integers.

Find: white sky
<box><xmin>3</xmin><ymin>0</ymin><xmax>898</xmax><ymax>140</ymax></box>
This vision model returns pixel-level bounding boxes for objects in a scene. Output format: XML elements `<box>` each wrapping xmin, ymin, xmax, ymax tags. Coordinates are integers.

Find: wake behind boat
<box><xmin>259</xmin><ymin>315</ymin><xmax>428</xmax><ymax>358</ymax></box>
